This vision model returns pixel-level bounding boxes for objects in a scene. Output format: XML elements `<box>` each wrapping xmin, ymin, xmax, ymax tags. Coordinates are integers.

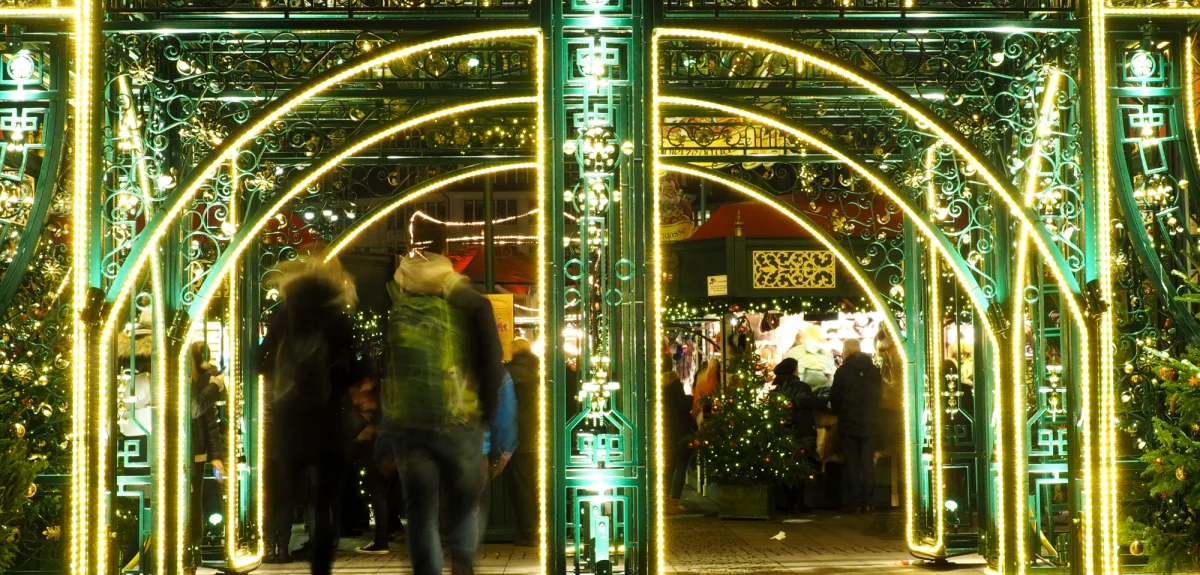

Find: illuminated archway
<box><xmin>649</xmin><ymin>30</ymin><xmax>1103</xmax><ymax>573</ymax></box>
<box><xmin>652</xmin><ymin>95</ymin><xmax>1008</xmax><ymax>561</ymax></box>
<box><xmin>73</xmin><ymin>29</ymin><xmax>548</xmax><ymax>573</ymax></box>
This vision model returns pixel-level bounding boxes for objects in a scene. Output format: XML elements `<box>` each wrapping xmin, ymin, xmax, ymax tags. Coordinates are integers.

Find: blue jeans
<box><xmin>841</xmin><ymin>434</ymin><xmax>875</xmax><ymax>508</ymax></box>
<box><xmin>382</xmin><ymin>426</ymin><xmax>484</xmax><ymax>575</ymax></box>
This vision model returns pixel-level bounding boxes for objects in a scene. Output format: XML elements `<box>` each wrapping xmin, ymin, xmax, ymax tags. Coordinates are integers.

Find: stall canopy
<box><xmin>450</xmin><ymin>245</ymin><xmax>534</xmax><ymax>294</ymax></box>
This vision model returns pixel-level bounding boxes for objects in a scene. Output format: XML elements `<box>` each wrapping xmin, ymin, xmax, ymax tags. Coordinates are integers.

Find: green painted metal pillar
<box><xmin>548</xmin><ymin>0</ymin><xmax>651</xmax><ymax>571</ymax></box>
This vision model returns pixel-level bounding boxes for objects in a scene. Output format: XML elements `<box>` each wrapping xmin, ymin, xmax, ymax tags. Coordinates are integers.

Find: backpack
<box><xmin>381</xmin><ymin>281</ymin><xmax>479</xmax><ymax>428</ymax></box>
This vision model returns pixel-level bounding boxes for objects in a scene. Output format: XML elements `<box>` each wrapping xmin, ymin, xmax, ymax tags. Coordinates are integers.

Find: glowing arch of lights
<box><xmin>651</xmin><ymin>29</ymin><xmax>1097</xmax><ymax>574</ymax></box>
<box><xmin>74</xmin><ymin>28</ymin><xmax>546</xmax><ymax>574</ymax></box>
<box><xmin>654</xmin><ymin>94</ymin><xmax>1005</xmax><ymax>560</ymax></box>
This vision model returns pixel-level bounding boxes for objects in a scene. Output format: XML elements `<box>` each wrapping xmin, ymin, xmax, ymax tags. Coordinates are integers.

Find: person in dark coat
<box><xmin>663</xmin><ymin>356</ymin><xmax>697</xmax><ymax>514</ymax></box>
<box><xmin>504</xmin><ymin>338</ymin><xmax>539</xmax><ymax>546</ymax></box>
<box><xmin>258</xmin><ymin>258</ymin><xmax>366</xmax><ymax>573</ymax></box>
<box><xmin>188</xmin><ymin>341</ymin><xmax>225</xmax><ymax>550</ymax></box>
<box><xmin>770</xmin><ymin>357</ymin><xmax>827</xmax><ymax>512</ymax></box>
<box><xmin>829</xmin><ymin>339</ymin><xmax>883</xmax><ymax>514</ymax></box>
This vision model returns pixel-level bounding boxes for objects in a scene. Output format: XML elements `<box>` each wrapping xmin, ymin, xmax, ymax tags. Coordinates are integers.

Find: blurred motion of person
<box><xmin>829</xmin><ymin>339</ymin><xmax>882</xmax><ymax>514</ymax></box>
<box><xmin>663</xmin><ymin>356</ymin><xmax>697</xmax><ymax>515</ymax></box>
<box><xmin>478</xmin><ymin>366</ymin><xmax>517</xmax><ymax>545</ymax></box>
<box><xmin>504</xmin><ymin>338</ymin><xmax>539</xmax><ymax>546</ymax></box>
<box><xmin>188</xmin><ymin>341</ymin><xmax>225</xmax><ymax>558</ymax></box>
<box><xmin>770</xmin><ymin>357</ymin><xmax>827</xmax><ymax>513</ymax></box>
<box><xmin>379</xmin><ymin>221</ymin><xmax>502</xmax><ymax>575</ymax></box>
<box><xmin>258</xmin><ymin>257</ymin><xmax>365</xmax><ymax>574</ymax></box>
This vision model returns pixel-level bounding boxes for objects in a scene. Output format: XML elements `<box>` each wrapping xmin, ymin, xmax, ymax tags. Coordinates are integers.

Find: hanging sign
<box><xmin>707</xmin><ymin>275</ymin><xmax>728</xmax><ymax>297</ymax></box>
<box><xmin>486</xmin><ymin>293</ymin><xmax>515</xmax><ymax>361</ymax></box>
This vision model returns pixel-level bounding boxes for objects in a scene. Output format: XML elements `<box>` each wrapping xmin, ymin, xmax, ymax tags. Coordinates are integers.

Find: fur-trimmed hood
<box><xmin>393</xmin><ymin>252</ymin><xmax>467</xmax><ymax>296</ymax></box>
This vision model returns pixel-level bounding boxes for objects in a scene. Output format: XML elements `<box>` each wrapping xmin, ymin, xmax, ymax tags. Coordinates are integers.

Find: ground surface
<box><xmin>248</xmin><ymin>509</ymin><xmax>988</xmax><ymax>574</ymax></box>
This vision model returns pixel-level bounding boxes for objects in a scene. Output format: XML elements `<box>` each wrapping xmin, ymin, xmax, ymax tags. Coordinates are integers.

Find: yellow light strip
<box><xmin>1010</xmin><ymin>69</ymin><xmax>1061</xmax><ymax>575</ymax></box>
<box><xmin>1104</xmin><ymin>6</ymin><xmax>1200</xmax><ymax>16</ymax></box>
<box><xmin>70</xmin><ymin>0</ymin><xmax>94</xmax><ymax>569</ymax></box>
<box><xmin>531</xmin><ymin>32</ymin><xmax>548</xmax><ymax>575</ymax></box>
<box><xmin>650</xmin><ymin>33</ymin><xmax>667</xmax><ymax>575</ymax></box>
<box><xmin>654</xmin><ymin>85</ymin><xmax>1003</xmax><ymax>559</ymax></box>
<box><xmin>0</xmin><ymin>7</ymin><xmax>75</xmax><ymax>16</ymax></box>
<box><xmin>1088</xmin><ymin>7</ymin><xmax>1115</xmax><ymax>574</ymax></box>
<box><xmin>1186</xmin><ymin>37</ymin><xmax>1200</xmax><ymax>169</ymax></box>
<box><xmin>922</xmin><ymin>144</ymin><xmax>946</xmax><ymax>554</ymax></box>
<box><xmin>324</xmin><ymin>162</ymin><xmax>538</xmax><ymax>260</ymax></box>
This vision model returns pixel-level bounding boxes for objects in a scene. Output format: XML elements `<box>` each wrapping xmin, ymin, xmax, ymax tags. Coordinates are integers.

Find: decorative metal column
<box><xmin>547</xmin><ymin>0</ymin><xmax>651</xmax><ymax>571</ymax></box>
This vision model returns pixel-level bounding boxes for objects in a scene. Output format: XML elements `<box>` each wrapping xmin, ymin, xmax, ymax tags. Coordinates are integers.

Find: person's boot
<box><xmin>277</xmin><ymin>537</ymin><xmax>295</xmax><ymax>564</ymax></box>
<box><xmin>666</xmin><ymin>498</ymin><xmax>687</xmax><ymax>515</ymax></box>
<box><xmin>264</xmin><ymin>541</ymin><xmax>280</xmax><ymax>564</ymax></box>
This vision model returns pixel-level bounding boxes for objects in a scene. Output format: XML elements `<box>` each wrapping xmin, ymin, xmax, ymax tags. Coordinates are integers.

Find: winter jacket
<box><xmin>484</xmin><ymin>369</ymin><xmax>518</xmax><ymax>459</ymax></box>
<box><xmin>388</xmin><ymin>253</ymin><xmax>502</xmax><ymax>428</ymax></box>
<box><xmin>663</xmin><ymin>372</ymin><xmax>697</xmax><ymax>448</ymax></box>
<box><xmin>191</xmin><ymin>363</ymin><xmax>224</xmax><ymax>462</ymax></box>
<box><xmin>257</xmin><ymin>276</ymin><xmax>365</xmax><ymax>460</ymax></box>
<box><xmin>771</xmin><ymin>373</ymin><xmax>827</xmax><ymax>441</ymax></box>
<box><xmin>507</xmin><ymin>350</ymin><xmax>539</xmax><ymax>455</ymax></box>
<box><xmin>829</xmin><ymin>352</ymin><xmax>883</xmax><ymax>438</ymax></box>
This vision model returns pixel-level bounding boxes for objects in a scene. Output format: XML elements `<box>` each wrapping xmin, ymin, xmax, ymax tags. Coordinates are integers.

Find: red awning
<box><xmin>450</xmin><ymin>246</ymin><xmax>534</xmax><ymax>294</ymax></box>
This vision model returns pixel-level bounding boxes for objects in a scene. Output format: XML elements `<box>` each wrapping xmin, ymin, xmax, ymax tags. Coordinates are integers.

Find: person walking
<box><xmin>504</xmin><ymin>338</ymin><xmax>538</xmax><ymax>547</ymax></box>
<box><xmin>258</xmin><ymin>258</ymin><xmax>365</xmax><ymax>574</ymax></box>
<box><xmin>829</xmin><ymin>339</ymin><xmax>882</xmax><ymax>514</ymax></box>
<box><xmin>379</xmin><ymin>221</ymin><xmax>503</xmax><ymax>575</ymax></box>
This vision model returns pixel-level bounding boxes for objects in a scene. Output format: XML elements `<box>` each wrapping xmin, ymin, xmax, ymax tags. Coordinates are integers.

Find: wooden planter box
<box><xmin>717</xmin><ymin>484</ymin><xmax>773</xmax><ymax>520</ymax></box>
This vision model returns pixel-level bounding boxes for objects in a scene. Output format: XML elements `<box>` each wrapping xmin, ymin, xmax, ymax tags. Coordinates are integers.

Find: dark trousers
<box><xmin>352</xmin><ymin>441</ymin><xmax>393</xmax><ymax>547</ymax></box>
<box><xmin>504</xmin><ymin>453</ymin><xmax>536</xmax><ymax>542</ymax></box>
<box><xmin>188</xmin><ymin>461</ymin><xmax>208</xmax><ymax>547</ymax></box>
<box><xmin>841</xmin><ymin>435</ymin><xmax>875</xmax><ymax>508</ymax></box>
<box><xmin>666</xmin><ymin>444</ymin><xmax>691</xmax><ymax>500</ymax></box>
<box><xmin>265</xmin><ymin>455</ymin><xmax>294</xmax><ymax>552</ymax></box>
<box><xmin>268</xmin><ymin>455</ymin><xmax>343</xmax><ymax>575</ymax></box>
<box><xmin>383</xmin><ymin>426</ymin><xmax>483</xmax><ymax>575</ymax></box>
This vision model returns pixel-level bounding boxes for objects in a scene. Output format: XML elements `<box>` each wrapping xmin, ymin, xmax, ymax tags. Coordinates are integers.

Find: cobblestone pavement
<box><xmin>245</xmin><ymin>510</ymin><xmax>988</xmax><ymax>574</ymax></box>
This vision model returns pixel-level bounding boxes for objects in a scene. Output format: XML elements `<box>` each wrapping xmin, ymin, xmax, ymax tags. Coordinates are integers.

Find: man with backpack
<box><xmin>380</xmin><ymin>221</ymin><xmax>503</xmax><ymax>575</ymax></box>
<box><xmin>258</xmin><ymin>258</ymin><xmax>366</xmax><ymax>574</ymax></box>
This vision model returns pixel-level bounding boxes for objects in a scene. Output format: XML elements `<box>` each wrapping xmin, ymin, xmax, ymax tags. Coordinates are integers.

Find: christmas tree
<box><xmin>693</xmin><ymin>345</ymin><xmax>813</xmax><ymax>487</ymax></box>
<box><xmin>1122</xmin><ymin>270</ymin><xmax>1200</xmax><ymax>573</ymax></box>
<box><xmin>0</xmin><ymin>407</ymin><xmax>48</xmax><ymax>571</ymax></box>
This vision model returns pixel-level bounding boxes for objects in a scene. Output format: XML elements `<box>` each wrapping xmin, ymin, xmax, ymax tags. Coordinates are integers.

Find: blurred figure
<box><xmin>504</xmin><ymin>338</ymin><xmax>538</xmax><ymax>546</ymax></box>
<box><xmin>829</xmin><ymin>339</ymin><xmax>882</xmax><ymax>514</ymax></box>
<box><xmin>770</xmin><ymin>357</ymin><xmax>826</xmax><ymax>513</ymax></box>
<box><xmin>379</xmin><ymin>221</ymin><xmax>502</xmax><ymax>575</ymax></box>
<box><xmin>259</xmin><ymin>257</ymin><xmax>364</xmax><ymax>574</ymax></box>
<box><xmin>785</xmin><ymin>326</ymin><xmax>835</xmax><ymax>391</ymax></box>
<box><xmin>188</xmin><ymin>341</ymin><xmax>225</xmax><ymax>556</ymax></box>
<box><xmin>478</xmin><ymin>366</ymin><xmax>517</xmax><ymax>544</ymax></box>
<box><xmin>663</xmin><ymin>356</ymin><xmax>696</xmax><ymax>515</ymax></box>
<box><xmin>350</xmin><ymin>365</ymin><xmax>394</xmax><ymax>556</ymax></box>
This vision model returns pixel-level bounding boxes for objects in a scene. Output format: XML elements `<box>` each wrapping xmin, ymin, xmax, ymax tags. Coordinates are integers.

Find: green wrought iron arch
<box><xmin>653</xmin><ymin>28</ymin><xmax>1084</xmax><ymax>299</ymax></box>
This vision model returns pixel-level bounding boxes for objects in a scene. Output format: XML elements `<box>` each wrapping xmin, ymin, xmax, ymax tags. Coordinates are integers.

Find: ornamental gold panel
<box><xmin>751</xmin><ymin>250</ymin><xmax>836</xmax><ymax>289</ymax></box>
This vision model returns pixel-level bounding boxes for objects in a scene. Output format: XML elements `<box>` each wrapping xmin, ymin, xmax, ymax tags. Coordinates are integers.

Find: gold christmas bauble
<box><xmin>6</xmin><ymin>527</ymin><xmax>20</xmax><ymax>544</ymax></box>
<box><xmin>1130</xmin><ymin>540</ymin><xmax>1144</xmax><ymax>556</ymax></box>
<box><xmin>1192</xmin><ymin>422</ymin><xmax>1200</xmax><ymax>433</ymax></box>
<box><xmin>24</xmin><ymin>483</ymin><xmax>36</xmax><ymax>498</ymax></box>
<box><xmin>9</xmin><ymin>422</ymin><xmax>24</xmax><ymax>438</ymax></box>
<box><xmin>1177</xmin><ymin>467</ymin><xmax>1188</xmax><ymax>482</ymax></box>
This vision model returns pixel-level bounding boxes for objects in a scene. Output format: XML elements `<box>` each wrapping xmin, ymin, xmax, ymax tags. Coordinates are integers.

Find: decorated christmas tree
<box><xmin>1122</xmin><ymin>271</ymin><xmax>1200</xmax><ymax>573</ymax></box>
<box><xmin>0</xmin><ymin>407</ymin><xmax>48</xmax><ymax>571</ymax></box>
<box><xmin>693</xmin><ymin>345</ymin><xmax>813</xmax><ymax>487</ymax></box>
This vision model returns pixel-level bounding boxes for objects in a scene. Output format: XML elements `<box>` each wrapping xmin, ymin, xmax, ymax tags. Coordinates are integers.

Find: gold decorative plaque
<box><xmin>752</xmin><ymin>250</ymin><xmax>836</xmax><ymax>289</ymax></box>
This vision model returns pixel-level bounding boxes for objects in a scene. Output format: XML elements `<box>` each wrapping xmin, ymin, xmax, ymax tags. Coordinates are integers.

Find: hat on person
<box><xmin>773</xmin><ymin>357</ymin><xmax>799</xmax><ymax>378</ymax></box>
